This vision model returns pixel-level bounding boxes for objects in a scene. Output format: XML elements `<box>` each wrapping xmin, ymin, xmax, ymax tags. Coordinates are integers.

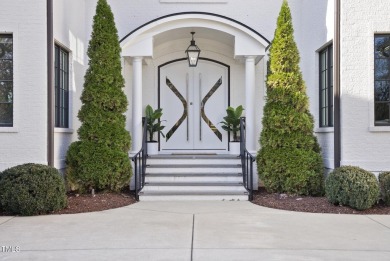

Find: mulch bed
<box><xmin>252</xmin><ymin>187</ymin><xmax>390</xmax><ymax>215</ymax></box>
<box><xmin>2</xmin><ymin>187</ymin><xmax>389</xmax><ymax>215</ymax></box>
<box><xmin>0</xmin><ymin>188</ymin><xmax>137</xmax><ymax>216</ymax></box>
<box><xmin>52</xmin><ymin>188</ymin><xmax>137</xmax><ymax>215</ymax></box>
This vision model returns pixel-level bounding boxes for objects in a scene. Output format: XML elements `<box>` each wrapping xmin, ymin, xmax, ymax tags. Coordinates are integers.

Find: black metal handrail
<box><xmin>131</xmin><ymin>117</ymin><xmax>148</xmax><ymax>201</ymax></box>
<box><xmin>240</xmin><ymin>117</ymin><xmax>255</xmax><ymax>201</ymax></box>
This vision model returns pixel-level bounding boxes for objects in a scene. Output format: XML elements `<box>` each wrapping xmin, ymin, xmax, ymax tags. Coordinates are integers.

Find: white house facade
<box><xmin>1</xmin><ymin>0</ymin><xmax>389</xmax><ymax>180</ymax></box>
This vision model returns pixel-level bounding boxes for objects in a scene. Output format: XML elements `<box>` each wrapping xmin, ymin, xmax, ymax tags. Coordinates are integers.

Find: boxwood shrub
<box><xmin>378</xmin><ymin>171</ymin><xmax>390</xmax><ymax>206</ymax></box>
<box><xmin>0</xmin><ymin>164</ymin><xmax>67</xmax><ymax>216</ymax></box>
<box><xmin>325</xmin><ymin>166</ymin><xmax>379</xmax><ymax>210</ymax></box>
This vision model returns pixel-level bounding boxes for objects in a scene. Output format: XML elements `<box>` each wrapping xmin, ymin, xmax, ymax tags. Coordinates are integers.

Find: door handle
<box><xmin>199</xmin><ymin>73</ymin><xmax>202</xmax><ymax>141</ymax></box>
<box><xmin>186</xmin><ymin>73</ymin><xmax>189</xmax><ymax>141</ymax></box>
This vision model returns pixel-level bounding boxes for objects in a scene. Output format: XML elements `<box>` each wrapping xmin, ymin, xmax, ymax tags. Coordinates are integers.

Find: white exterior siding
<box><xmin>0</xmin><ymin>0</ymin><xmax>47</xmax><ymax>170</ymax></box>
<box><xmin>95</xmin><ymin>0</ymin><xmax>332</xmax><ymax>152</ymax></box>
<box><xmin>299</xmin><ymin>0</ymin><xmax>335</xmax><ymax>169</ymax></box>
<box><xmin>53</xmin><ymin>0</ymin><xmax>88</xmax><ymax>169</ymax></box>
<box><xmin>6</xmin><ymin>0</ymin><xmax>378</xmax><ymax>174</ymax></box>
<box><xmin>340</xmin><ymin>0</ymin><xmax>390</xmax><ymax>172</ymax></box>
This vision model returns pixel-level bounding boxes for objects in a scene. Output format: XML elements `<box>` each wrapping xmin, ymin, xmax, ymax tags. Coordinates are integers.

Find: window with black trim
<box><xmin>319</xmin><ymin>44</ymin><xmax>333</xmax><ymax>127</ymax></box>
<box><xmin>374</xmin><ymin>35</ymin><xmax>390</xmax><ymax>126</ymax></box>
<box><xmin>0</xmin><ymin>34</ymin><xmax>13</xmax><ymax>127</ymax></box>
<box><xmin>54</xmin><ymin>45</ymin><xmax>69</xmax><ymax>128</ymax></box>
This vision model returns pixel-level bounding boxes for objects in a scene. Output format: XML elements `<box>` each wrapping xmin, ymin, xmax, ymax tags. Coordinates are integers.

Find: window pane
<box><xmin>0</xmin><ymin>60</ymin><xmax>13</xmax><ymax>81</ymax></box>
<box><xmin>321</xmin><ymin>108</ymin><xmax>327</xmax><ymax>126</ymax></box>
<box><xmin>375</xmin><ymin>103</ymin><xmax>390</xmax><ymax>125</ymax></box>
<box><xmin>375</xmin><ymin>58</ymin><xmax>390</xmax><ymax>80</ymax></box>
<box><xmin>321</xmin><ymin>71</ymin><xmax>327</xmax><ymax>90</ymax></box>
<box><xmin>0</xmin><ymin>35</ymin><xmax>13</xmax><ymax>60</ymax></box>
<box><xmin>0</xmin><ymin>81</ymin><xmax>13</xmax><ymax>103</ymax></box>
<box><xmin>321</xmin><ymin>51</ymin><xmax>327</xmax><ymax>70</ymax></box>
<box><xmin>0</xmin><ymin>103</ymin><xmax>12</xmax><ymax>126</ymax></box>
<box><xmin>375</xmin><ymin>35</ymin><xmax>390</xmax><ymax>59</ymax></box>
<box><xmin>321</xmin><ymin>89</ymin><xmax>326</xmax><ymax>108</ymax></box>
<box><xmin>374</xmin><ymin>81</ymin><xmax>390</xmax><ymax>102</ymax></box>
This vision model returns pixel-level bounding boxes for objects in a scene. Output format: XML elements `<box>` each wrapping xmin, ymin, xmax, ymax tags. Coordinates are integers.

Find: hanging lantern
<box><xmin>185</xmin><ymin>32</ymin><xmax>201</xmax><ymax>67</ymax></box>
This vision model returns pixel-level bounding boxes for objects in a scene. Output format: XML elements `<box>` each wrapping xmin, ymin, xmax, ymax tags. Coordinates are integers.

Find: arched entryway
<box><xmin>120</xmin><ymin>12</ymin><xmax>269</xmax><ymax>154</ymax></box>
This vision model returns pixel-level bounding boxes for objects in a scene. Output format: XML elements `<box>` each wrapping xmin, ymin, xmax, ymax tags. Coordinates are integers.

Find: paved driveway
<box><xmin>1</xmin><ymin>201</ymin><xmax>390</xmax><ymax>260</ymax></box>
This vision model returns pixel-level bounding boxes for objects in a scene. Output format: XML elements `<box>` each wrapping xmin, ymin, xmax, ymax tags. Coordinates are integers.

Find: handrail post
<box><xmin>131</xmin><ymin>116</ymin><xmax>148</xmax><ymax>201</ymax></box>
<box><xmin>239</xmin><ymin>116</ymin><xmax>255</xmax><ymax>201</ymax></box>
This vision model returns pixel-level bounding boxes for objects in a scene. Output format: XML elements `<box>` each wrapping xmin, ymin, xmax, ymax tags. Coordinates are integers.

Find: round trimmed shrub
<box><xmin>0</xmin><ymin>164</ymin><xmax>67</xmax><ymax>216</ymax></box>
<box><xmin>379</xmin><ymin>171</ymin><xmax>390</xmax><ymax>206</ymax></box>
<box><xmin>325</xmin><ymin>166</ymin><xmax>379</xmax><ymax>210</ymax></box>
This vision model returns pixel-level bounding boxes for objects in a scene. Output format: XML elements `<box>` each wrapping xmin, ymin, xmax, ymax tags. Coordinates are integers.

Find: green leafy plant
<box><xmin>257</xmin><ymin>0</ymin><xmax>324</xmax><ymax>196</ymax></box>
<box><xmin>325</xmin><ymin>166</ymin><xmax>379</xmax><ymax>210</ymax></box>
<box><xmin>65</xmin><ymin>0</ymin><xmax>131</xmax><ymax>193</ymax></box>
<box><xmin>145</xmin><ymin>105</ymin><xmax>165</xmax><ymax>142</ymax></box>
<box><xmin>0</xmin><ymin>164</ymin><xmax>67</xmax><ymax>216</ymax></box>
<box><xmin>379</xmin><ymin>171</ymin><xmax>390</xmax><ymax>206</ymax></box>
<box><xmin>220</xmin><ymin>105</ymin><xmax>244</xmax><ymax>142</ymax></box>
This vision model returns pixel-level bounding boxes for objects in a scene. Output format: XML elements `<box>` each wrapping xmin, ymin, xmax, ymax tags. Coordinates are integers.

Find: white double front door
<box><xmin>160</xmin><ymin>59</ymin><xmax>228</xmax><ymax>152</ymax></box>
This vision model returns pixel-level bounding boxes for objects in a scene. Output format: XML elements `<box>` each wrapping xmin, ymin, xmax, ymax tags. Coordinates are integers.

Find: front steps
<box><xmin>138</xmin><ymin>155</ymin><xmax>249</xmax><ymax>201</ymax></box>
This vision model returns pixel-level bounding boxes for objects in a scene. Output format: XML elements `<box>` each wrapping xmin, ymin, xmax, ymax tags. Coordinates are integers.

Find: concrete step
<box><xmin>148</xmin><ymin>154</ymin><xmax>239</xmax><ymax>160</ymax></box>
<box><xmin>141</xmin><ymin>183</ymin><xmax>247</xmax><ymax>192</ymax></box>
<box><xmin>139</xmin><ymin>190</ymin><xmax>249</xmax><ymax>201</ymax></box>
<box><xmin>138</xmin><ymin>154</ymin><xmax>248</xmax><ymax>201</ymax></box>
<box><xmin>147</xmin><ymin>164</ymin><xmax>241</xmax><ymax>168</ymax></box>
<box><xmin>146</xmin><ymin>167</ymin><xmax>241</xmax><ymax>174</ymax></box>
<box><xmin>145</xmin><ymin>174</ymin><xmax>242</xmax><ymax>183</ymax></box>
<box><xmin>147</xmin><ymin>158</ymin><xmax>241</xmax><ymax>165</ymax></box>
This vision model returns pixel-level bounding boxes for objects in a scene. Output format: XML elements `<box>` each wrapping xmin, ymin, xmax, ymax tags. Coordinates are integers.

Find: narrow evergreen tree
<box><xmin>66</xmin><ymin>0</ymin><xmax>131</xmax><ymax>192</ymax></box>
<box><xmin>257</xmin><ymin>0</ymin><xmax>324</xmax><ymax>196</ymax></box>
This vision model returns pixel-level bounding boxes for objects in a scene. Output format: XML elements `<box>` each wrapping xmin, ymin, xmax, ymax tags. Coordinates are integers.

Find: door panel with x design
<box><xmin>160</xmin><ymin>59</ymin><xmax>228</xmax><ymax>151</ymax></box>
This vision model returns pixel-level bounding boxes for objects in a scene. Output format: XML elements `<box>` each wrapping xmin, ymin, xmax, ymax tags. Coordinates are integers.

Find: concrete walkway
<box><xmin>0</xmin><ymin>202</ymin><xmax>390</xmax><ymax>261</ymax></box>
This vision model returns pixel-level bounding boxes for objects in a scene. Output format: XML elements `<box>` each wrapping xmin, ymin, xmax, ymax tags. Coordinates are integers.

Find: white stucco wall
<box><xmin>0</xmin><ymin>0</ymin><xmax>48</xmax><ymax>171</ymax></box>
<box><xmin>86</xmin><ymin>0</ymin><xmax>331</xmax><ymax>154</ymax></box>
<box><xmin>0</xmin><ymin>0</ymin><xmax>335</xmax><ymax>172</ymax></box>
<box><xmin>53</xmin><ymin>0</ymin><xmax>88</xmax><ymax>169</ymax></box>
<box><xmin>298</xmin><ymin>0</ymin><xmax>334</xmax><ymax>169</ymax></box>
<box><xmin>340</xmin><ymin>0</ymin><xmax>390</xmax><ymax>172</ymax></box>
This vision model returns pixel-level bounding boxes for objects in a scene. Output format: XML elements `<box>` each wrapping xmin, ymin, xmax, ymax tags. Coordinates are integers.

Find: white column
<box><xmin>132</xmin><ymin>57</ymin><xmax>143</xmax><ymax>152</ymax></box>
<box><xmin>245</xmin><ymin>56</ymin><xmax>256</xmax><ymax>153</ymax></box>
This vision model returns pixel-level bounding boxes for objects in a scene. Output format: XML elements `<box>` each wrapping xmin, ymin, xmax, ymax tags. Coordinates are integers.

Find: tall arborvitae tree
<box><xmin>257</xmin><ymin>0</ymin><xmax>324</xmax><ymax>196</ymax></box>
<box><xmin>66</xmin><ymin>0</ymin><xmax>131</xmax><ymax>192</ymax></box>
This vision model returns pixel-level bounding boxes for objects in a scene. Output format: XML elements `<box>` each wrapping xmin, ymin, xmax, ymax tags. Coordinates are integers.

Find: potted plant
<box><xmin>145</xmin><ymin>105</ymin><xmax>165</xmax><ymax>155</ymax></box>
<box><xmin>220</xmin><ymin>105</ymin><xmax>244</xmax><ymax>155</ymax></box>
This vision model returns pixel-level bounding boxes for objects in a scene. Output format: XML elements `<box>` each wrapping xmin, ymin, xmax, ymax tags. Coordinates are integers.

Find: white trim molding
<box><xmin>368</xmin><ymin>126</ymin><xmax>390</xmax><ymax>132</ymax></box>
<box><xmin>315</xmin><ymin>127</ymin><xmax>334</xmax><ymax>133</ymax></box>
<box><xmin>120</xmin><ymin>13</ymin><xmax>268</xmax><ymax>60</ymax></box>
